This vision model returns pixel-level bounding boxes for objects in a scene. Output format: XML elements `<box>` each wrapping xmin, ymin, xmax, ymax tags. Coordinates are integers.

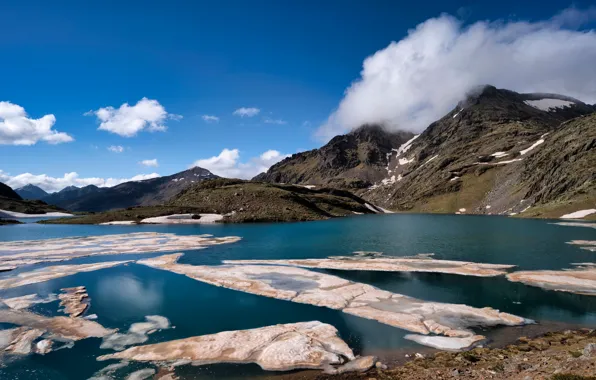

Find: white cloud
<box><xmin>0</xmin><ymin>101</ymin><xmax>73</xmax><ymax>145</ymax></box>
<box><xmin>201</xmin><ymin>115</ymin><xmax>220</xmax><ymax>123</ymax></box>
<box><xmin>233</xmin><ymin>107</ymin><xmax>260</xmax><ymax>117</ymax></box>
<box><xmin>317</xmin><ymin>7</ymin><xmax>596</xmax><ymax>140</ymax></box>
<box><xmin>139</xmin><ymin>159</ymin><xmax>158</xmax><ymax>167</ymax></box>
<box><xmin>107</xmin><ymin>145</ymin><xmax>124</xmax><ymax>153</ymax></box>
<box><xmin>263</xmin><ymin>117</ymin><xmax>287</xmax><ymax>125</ymax></box>
<box><xmin>0</xmin><ymin>170</ymin><xmax>160</xmax><ymax>193</ymax></box>
<box><xmin>190</xmin><ymin>149</ymin><xmax>289</xmax><ymax>179</ymax></box>
<box><xmin>88</xmin><ymin>98</ymin><xmax>181</xmax><ymax>137</ymax></box>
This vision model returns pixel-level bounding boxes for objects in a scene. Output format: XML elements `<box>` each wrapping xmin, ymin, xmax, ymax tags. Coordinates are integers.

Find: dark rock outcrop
<box><xmin>254</xmin><ymin>125</ymin><xmax>415</xmax><ymax>189</ymax></box>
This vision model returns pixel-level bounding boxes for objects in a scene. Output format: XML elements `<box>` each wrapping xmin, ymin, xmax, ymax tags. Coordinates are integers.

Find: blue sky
<box><xmin>1</xmin><ymin>0</ymin><xmax>595</xmax><ymax>191</ymax></box>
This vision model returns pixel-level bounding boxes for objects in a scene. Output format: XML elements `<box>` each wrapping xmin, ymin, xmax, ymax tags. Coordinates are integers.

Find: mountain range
<box><xmin>0</xmin><ymin>182</ymin><xmax>66</xmax><ymax>216</ymax></box>
<box><xmin>7</xmin><ymin>85</ymin><xmax>595</xmax><ymax>220</ymax></box>
<box><xmin>14</xmin><ymin>166</ymin><xmax>218</xmax><ymax>212</ymax></box>
<box><xmin>257</xmin><ymin>86</ymin><xmax>596</xmax><ymax>218</ymax></box>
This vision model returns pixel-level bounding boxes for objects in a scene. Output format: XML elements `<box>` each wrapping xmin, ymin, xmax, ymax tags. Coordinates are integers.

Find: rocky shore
<box><xmin>279</xmin><ymin>329</ymin><xmax>596</xmax><ymax>380</ymax></box>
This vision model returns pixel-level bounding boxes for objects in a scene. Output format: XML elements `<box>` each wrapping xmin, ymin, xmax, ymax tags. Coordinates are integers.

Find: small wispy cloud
<box><xmin>263</xmin><ymin>117</ymin><xmax>287</xmax><ymax>125</ymax></box>
<box><xmin>139</xmin><ymin>159</ymin><xmax>158</xmax><ymax>167</ymax></box>
<box><xmin>233</xmin><ymin>107</ymin><xmax>260</xmax><ymax>117</ymax></box>
<box><xmin>202</xmin><ymin>115</ymin><xmax>220</xmax><ymax>123</ymax></box>
<box><xmin>108</xmin><ymin>145</ymin><xmax>124</xmax><ymax>153</ymax></box>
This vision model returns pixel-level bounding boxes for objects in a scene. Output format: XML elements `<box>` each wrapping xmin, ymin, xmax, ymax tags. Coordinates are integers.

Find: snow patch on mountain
<box><xmin>520</xmin><ymin>133</ymin><xmax>549</xmax><ymax>156</ymax></box>
<box><xmin>524</xmin><ymin>99</ymin><xmax>575</xmax><ymax>111</ymax></box>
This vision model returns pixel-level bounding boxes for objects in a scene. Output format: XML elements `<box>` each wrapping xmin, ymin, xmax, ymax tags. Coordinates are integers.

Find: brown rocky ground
<box><xmin>269</xmin><ymin>330</ymin><xmax>596</xmax><ymax>380</ymax></box>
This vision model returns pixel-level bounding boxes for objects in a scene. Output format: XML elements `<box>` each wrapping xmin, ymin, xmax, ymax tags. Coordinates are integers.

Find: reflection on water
<box><xmin>95</xmin><ymin>274</ymin><xmax>164</xmax><ymax>319</ymax></box>
<box><xmin>0</xmin><ymin>214</ymin><xmax>595</xmax><ymax>379</ymax></box>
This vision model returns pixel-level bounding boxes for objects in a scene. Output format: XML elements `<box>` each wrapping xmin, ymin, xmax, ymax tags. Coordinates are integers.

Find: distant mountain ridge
<box><xmin>25</xmin><ymin>166</ymin><xmax>219</xmax><ymax>212</ymax></box>
<box><xmin>15</xmin><ymin>184</ymin><xmax>49</xmax><ymax>200</ymax></box>
<box><xmin>256</xmin><ymin>86</ymin><xmax>596</xmax><ymax>218</ymax></box>
<box><xmin>0</xmin><ymin>182</ymin><xmax>66</xmax><ymax>215</ymax></box>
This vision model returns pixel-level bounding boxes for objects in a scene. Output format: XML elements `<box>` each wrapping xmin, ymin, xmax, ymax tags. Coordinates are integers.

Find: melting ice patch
<box><xmin>560</xmin><ymin>209</ymin><xmax>596</xmax><ymax>219</ymax></box>
<box><xmin>98</xmin><ymin>321</ymin><xmax>357</xmax><ymax>372</ymax></box>
<box><xmin>100</xmin><ymin>315</ymin><xmax>171</xmax><ymax>351</ymax></box>
<box><xmin>137</xmin><ymin>253</ymin><xmax>531</xmax><ymax>350</ymax></box>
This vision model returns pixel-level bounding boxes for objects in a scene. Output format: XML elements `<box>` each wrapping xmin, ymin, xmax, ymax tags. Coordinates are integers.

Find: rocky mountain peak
<box><xmin>15</xmin><ymin>184</ymin><xmax>49</xmax><ymax>200</ymax></box>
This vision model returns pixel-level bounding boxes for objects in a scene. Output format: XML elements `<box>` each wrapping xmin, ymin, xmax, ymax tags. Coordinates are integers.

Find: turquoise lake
<box><xmin>0</xmin><ymin>214</ymin><xmax>595</xmax><ymax>379</ymax></box>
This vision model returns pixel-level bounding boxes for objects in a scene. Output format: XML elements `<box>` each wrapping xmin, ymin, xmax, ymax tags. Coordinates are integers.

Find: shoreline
<box><xmin>259</xmin><ymin>324</ymin><xmax>596</xmax><ymax>379</ymax></box>
<box><xmin>14</xmin><ymin>208</ymin><xmax>596</xmax><ymax>225</ymax></box>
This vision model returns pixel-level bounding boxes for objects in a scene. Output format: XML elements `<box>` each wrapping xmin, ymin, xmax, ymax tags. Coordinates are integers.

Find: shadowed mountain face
<box><xmin>254</xmin><ymin>125</ymin><xmax>415</xmax><ymax>189</ymax></box>
<box><xmin>0</xmin><ymin>183</ymin><xmax>65</xmax><ymax>215</ymax></box>
<box><xmin>0</xmin><ymin>183</ymin><xmax>21</xmax><ymax>200</ymax></box>
<box><xmin>256</xmin><ymin>86</ymin><xmax>596</xmax><ymax>218</ymax></box>
<box><xmin>41</xmin><ymin>167</ymin><xmax>219</xmax><ymax>212</ymax></box>
<box><xmin>15</xmin><ymin>184</ymin><xmax>49</xmax><ymax>200</ymax></box>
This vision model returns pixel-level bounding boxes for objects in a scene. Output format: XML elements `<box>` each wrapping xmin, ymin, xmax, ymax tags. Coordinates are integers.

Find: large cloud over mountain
<box><xmin>317</xmin><ymin>7</ymin><xmax>596</xmax><ymax>140</ymax></box>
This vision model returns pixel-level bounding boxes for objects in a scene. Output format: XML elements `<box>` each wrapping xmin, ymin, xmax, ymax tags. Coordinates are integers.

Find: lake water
<box><xmin>0</xmin><ymin>214</ymin><xmax>595</xmax><ymax>379</ymax></box>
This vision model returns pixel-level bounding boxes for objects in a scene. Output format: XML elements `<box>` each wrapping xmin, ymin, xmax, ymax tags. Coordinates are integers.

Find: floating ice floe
<box><xmin>0</xmin><ymin>308</ymin><xmax>115</xmax><ymax>346</ymax></box>
<box><xmin>568</xmin><ymin>240</ymin><xmax>596</xmax><ymax>247</ymax></box>
<box><xmin>550</xmin><ymin>222</ymin><xmax>596</xmax><ymax>230</ymax></box>
<box><xmin>89</xmin><ymin>361</ymin><xmax>130</xmax><ymax>379</ymax></box>
<box><xmin>0</xmin><ymin>232</ymin><xmax>241</xmax><ymax>268</ymax></box>
<box><xmin>125</xmin><ymin>368</ymin><xmax>156</xmax><ymax>380</ymax></box>
<box><xmin>100</xmin><ymin>315</ymin><xmax>171</xmax><ymax>351</ymax></box>
<box><xmin>98</xmin><ymin>321</ymin><xmax>364</xmax><ymax>372</ymax></box>
<box><xmin>404</xmin><ymin>334</ymin><xmax>485</xmax><ymax>351</ymax></box>
<box><xmin>0</xmin><ymin>327</ymin><xmax>46</xmax><ymax>354</ymax></box>
<box><xmin>2</xmin><ymin>293</ymin><xmax>58</xmax><ymax>310</ymax></box>
<box><xmin>560</xmin><ymin>209</ymin><xmax>596</xmax><ymax>219</ymax></box>
<box><xmin>59</xmin><ymin>286</ymin><xmax>90</xmax><ymax>318</ymax></box>
<box><xmin>506</xmin><ymin>264</ymin><xmax>596</xmax><ymax>296</ymax></box>
<box><xmin>0</xmin><ymin>210</ymin><xmax>73</xmax><ymax>218</ymax></box>
<box><xmin>0</xmin><ymin>261</ymin><xmax>130</xmax><ymax>290</ymax></box>
<box><xmin>137</xmin><ymin>253</ymin><xmax>531</xmax><ymax>350</ymax></box>
<box><xmin>140</xmin><ymin>214</ymin><xmax>224</xmax><ymax>224</ymax></box>
<box><xmin>222</xmin><ymin>256</ymin><xmax>515</xmax><ymax>277</ymax></box>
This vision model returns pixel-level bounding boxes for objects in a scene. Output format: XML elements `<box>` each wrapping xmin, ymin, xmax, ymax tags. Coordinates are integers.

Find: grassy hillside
<box><xmin>43</xmin><ymin>179</ymin><xmax>378</xmax><ymax>224</ymax></box>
